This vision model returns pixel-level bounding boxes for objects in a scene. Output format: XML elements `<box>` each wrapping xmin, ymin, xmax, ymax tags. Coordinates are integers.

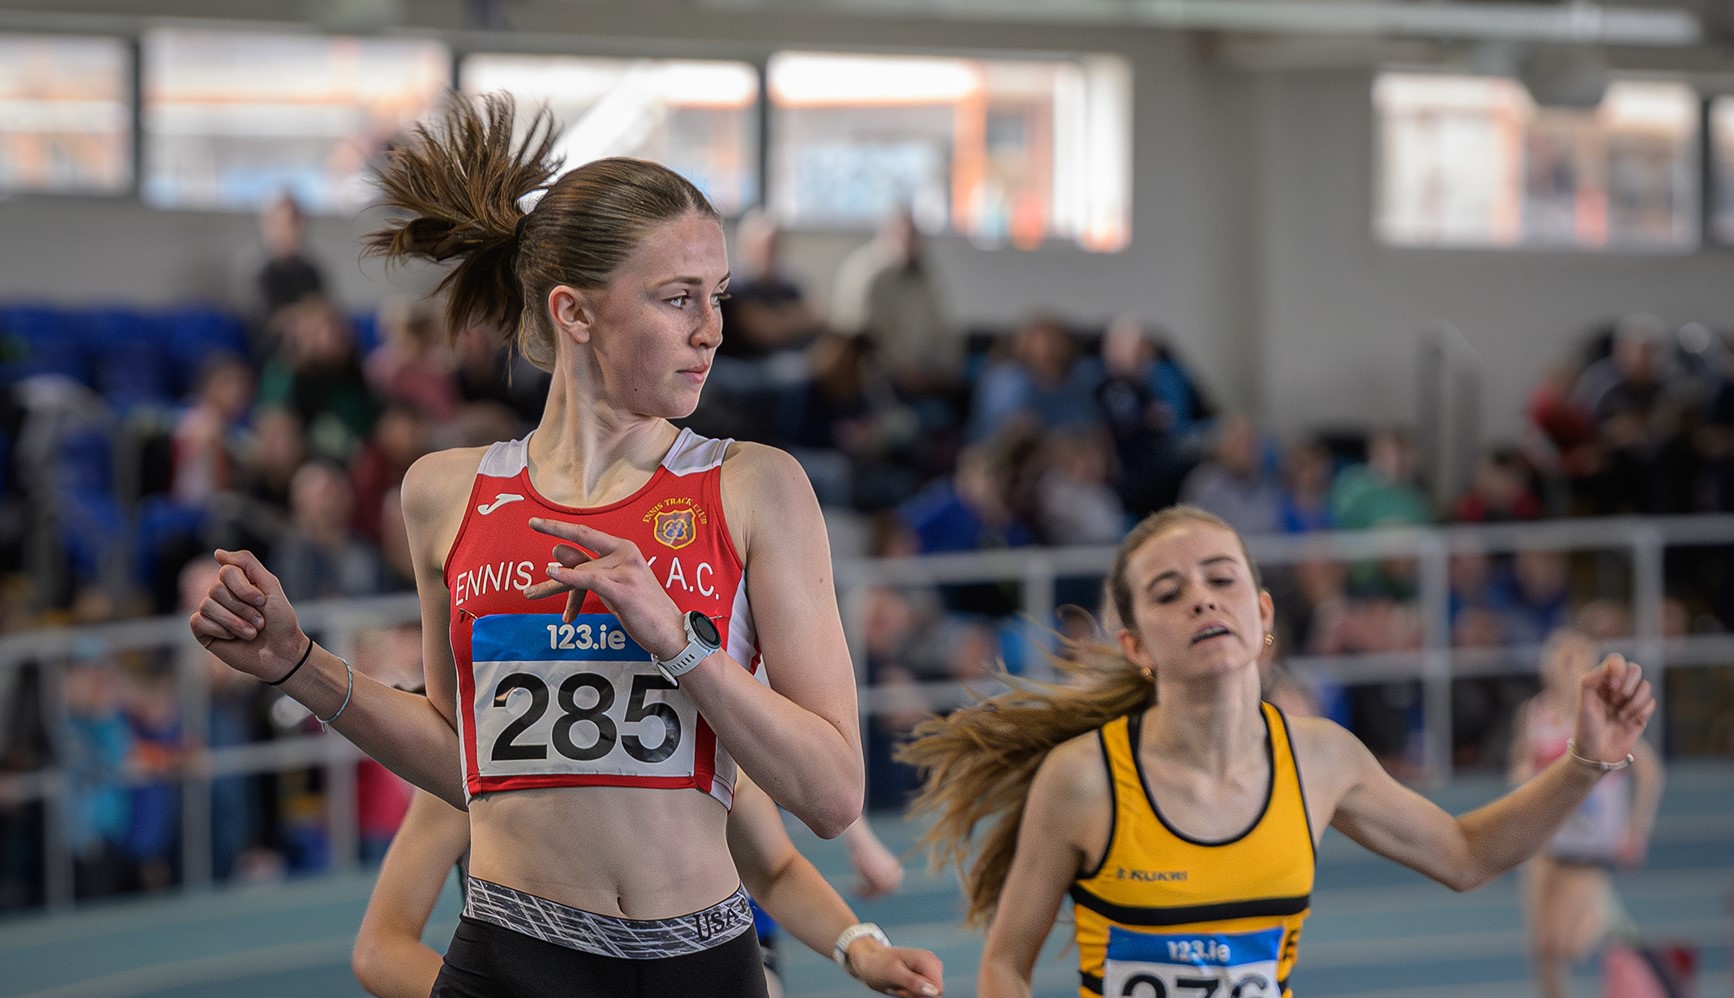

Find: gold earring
<box><xmin>1264</xmin><ymin>633</ymin><xmax>1275</xmax><ymax>646</ymax></box>
<box><xmin>1138</xmin><ymin>665</ymin><xmax>1154</xmax><ymax>683</ymax></box>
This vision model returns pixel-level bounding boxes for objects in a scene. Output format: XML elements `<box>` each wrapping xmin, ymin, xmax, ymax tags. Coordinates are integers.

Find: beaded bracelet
<box><xmin>1565</xmin><ymin>739</ymin><xmax>1633</xmax><ymax>773</ymax></box>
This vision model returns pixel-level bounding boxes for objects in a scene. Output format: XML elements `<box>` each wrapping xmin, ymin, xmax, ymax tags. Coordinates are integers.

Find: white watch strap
<box><xmin>655</xmin><ymin>639</ymin><xmax>708</xmax><ymax>681</ymax></box>
<box><xmin>832</xmin><ymin>921</ymin><xmax>890</xmax><ymax>975</ymax></box>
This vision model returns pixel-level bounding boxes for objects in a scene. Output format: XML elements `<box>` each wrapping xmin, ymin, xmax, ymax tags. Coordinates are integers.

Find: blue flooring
<box><xmin>1</xmin><ymin>763</ymin><xmax>1728</xmax><ymax>997</ymax></box>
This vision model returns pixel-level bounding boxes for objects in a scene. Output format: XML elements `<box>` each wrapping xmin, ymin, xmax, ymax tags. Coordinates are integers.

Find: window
<box><xmin>460</xmin><ymin>54</ymin><xmax>759</xmax><ymax>216</ymax></box>
<box><xmin>142</xmin><ymin>28</ymin><xmax>448</xmax><ymax>212</ymax></box>
<box><xmin>1712</xmin><ymin>96</ymin><xmax>1734</xmax><ymax>245</ymax></box>
<box><xmin>0</xmin><ymin>34</ymin><xmax>131</xmax><ymax>195</ymax></box>
<box><xmin>1374</xmin><ymin>72</ymin><xmax>1699</xmax><ymax>251</ymax></box>
<box><xmin>767</xmin><ymin>51</ymin><xmax>1130</xmax><ymax>251</ymax></box>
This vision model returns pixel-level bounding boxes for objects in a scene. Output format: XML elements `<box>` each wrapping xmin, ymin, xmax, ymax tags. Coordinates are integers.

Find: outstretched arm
<box><xmin>1325</xmin><ymin>654</ymin><xmax>1655</xmax><ymax>891</ymax></box>
<box><xmin>728</xmin><ymin>777</ymin><xmax>942</xmax><ymax>997</ymax></box>
<box><xmin>352</xmin><ymin>791</ymin><xmax>470</xmax><ymax>998</ymax></box>
<box><xmin>187</xmin><ymin>449</ymin><xmax>481</xmax><ymax>807</ymax></box>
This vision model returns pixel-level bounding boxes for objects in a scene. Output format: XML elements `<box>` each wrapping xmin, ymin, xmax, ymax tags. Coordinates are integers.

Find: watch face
<box><xmin>689</xmin><ymin>612</ymin><xmax>720</xmax><ymax>647</ymax></box>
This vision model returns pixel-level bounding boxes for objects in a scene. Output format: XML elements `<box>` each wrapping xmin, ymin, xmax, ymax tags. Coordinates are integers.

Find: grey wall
<box><xmin>1</xmin><ymin>1</ymin><xmax>1729</xmax><ymax>444</ymax></box>
<box><xmin>1254</xmin><ymin>68</ymin><xmax>1733</xmax><ymax>443</ymax></box>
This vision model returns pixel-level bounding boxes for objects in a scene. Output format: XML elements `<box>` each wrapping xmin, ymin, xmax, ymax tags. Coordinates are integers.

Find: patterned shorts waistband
<box><xmin>462</xmin><ymin>877</ymin><xmax>755</xmax><ymax>960</ymax></box>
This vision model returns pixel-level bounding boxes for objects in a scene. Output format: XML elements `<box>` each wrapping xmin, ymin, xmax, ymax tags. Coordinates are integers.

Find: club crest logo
<box><xmin>653</xmin><ymin>509</ymin><xmax>698</xmax><ymax>549</ymax></box>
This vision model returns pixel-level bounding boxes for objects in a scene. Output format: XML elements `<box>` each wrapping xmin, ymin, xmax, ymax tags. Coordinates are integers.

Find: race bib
<box><xmin>1104</xmin><ymin>926</ymin><xmax>1282</xmax><ymax>998</ymax></box>
<box><xmin>469</xmin><ymin>614</ymin><xmax>695</xmax><ymax>782</ymax></box>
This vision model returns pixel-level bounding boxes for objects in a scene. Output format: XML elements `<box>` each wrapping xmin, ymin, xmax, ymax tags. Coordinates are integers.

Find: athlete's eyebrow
<box><xmin>660</xmin><ymin>272</ymin><xmax>731</xmax><ymax>287</ymax></box>
<box><xmin>1145</xmin><ymin>555</ymin><xmax>1239</xmax><ymax>590</ymax></box>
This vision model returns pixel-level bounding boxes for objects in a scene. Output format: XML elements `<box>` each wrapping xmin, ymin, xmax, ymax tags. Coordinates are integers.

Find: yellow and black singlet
<box><xmin>1071</xmin><ymin>701</ymin><xmax>1315</xmax><ymax>998</ymax></box>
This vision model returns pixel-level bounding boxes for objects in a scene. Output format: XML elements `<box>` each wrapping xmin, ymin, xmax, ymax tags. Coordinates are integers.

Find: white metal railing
<box><xmin>3</xmin><ymin>514</ymin><xmax>1732</xmax><ymax>911</ymax></box>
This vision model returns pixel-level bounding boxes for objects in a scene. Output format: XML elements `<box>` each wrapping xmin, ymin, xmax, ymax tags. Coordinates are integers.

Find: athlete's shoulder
<box><xmin>717</xmin><ymin>441</ymin><xmax>819</xmax><ymax>545</ymax></box>
<box><xmin>719</xmin><ymin>440</ymin><xmax>811</xmax><ymax>493</ymax></box>
<box><xmin>402</xmin><ymin>446</ymin><xmax>491</xmax><ymax>523</ymax></box>
<box><xmin>1036</xmin><ymin>729</ymin><xmax>1114</xmax><ymax>803</ymax></box>
<box><xmin>1285</xmin><ymin>713</ymin><xmax>1376</xmax><ymax>776</ymax></box>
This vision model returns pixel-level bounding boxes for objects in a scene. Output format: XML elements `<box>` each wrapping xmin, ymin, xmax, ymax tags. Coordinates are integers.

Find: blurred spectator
<box><xmin>1179</xmin><ymin>414</ymin><xmax>1283</xmax><ymax>536</ymax></box>
<box><xmin>1093</xmin><ymin>316</ymin><xmax>1208</xmax><ymax>516</ymax></box>
<box><xmin>177</xmin><ymin>559</ymin><xmax>274</xmax><ymax>883</ymax></box>
<box><xmin>1495</xmin><ymin>549</ymin><xmax>1572</xmax><ymax>645</ymax></box>
<box><xmin>270</xmin><ymin>460</ymin><xmax>387</xmax><ymax>601</ymax></box>
<box><xmin>121</xmin><ymin>670</ymin><xmax>182</xmax><ymax>892</ymax></box>
<box><xmin>377</xmin><ymin>485</ymin><xmax>414</xmax><ymax>591</ymax></box>
<box><xmin>351</xmin><ymin>627</ymin><xmax>420</xmax><ymax>861</ymax></box>
<box><xmin>256</xmin><ymin>298</ymin><xmax>379</xmax><ymax>463</ymax></box>
<box><xmin>900</xmin><ymin>443</ymin><xmax>1033</xmax><ymax>617</ymax></box>
<box><xmin>718</xmin><ymin>209</ymin><xmax>824</xmax><ymax>359</ymax></box>
<box><xmin>1453</xmin><ymin>447</ymin><xmax>1543</xmax><ymax>523</ymax></box>
<box><xmin>349</xmin><ymin>406</ymin><xmax>430</xmax><ymax>545</ymax></box>
<box><xmin>1330</xmin><ymin>428</ymin><xmax>1432</xmax><ymax>529</ymax></box>
<box><xmin>1573</xmin><ymin>316</ymin><xmax>1698</xmax><ymax>514</ymax></box>
<box><xmin>211</xmin><ymin>406</ymin><xmax>307</xmax><ymax>554</ymax></box>
<box><xmin>252</xmin><ymin>192</ymin><xmax>327</xmax><ymax>344</ymax></box>
<box><xmin>969</xmin><ymin>315</ymin><xmax>1098</xmax><ymax>443</ymax></box>
<box><xmin>452</xmin><ymin>324</ymin><xmax>550</xmax><ymax>427</ymax></box>
<box><xmin>1033</xmin><ymin>427</ymin><xmax>1127</xmax><ymax>546</ymax></box>
<box><xmin>1279</xmin><ymin>438</ymin><xmax>1335</xmax><ymax>533</ymax></box>
<box><xmin>785</xmin><ymin>332</ymin><xmax>921</xmax><ymax>509</ymax></box>
<box><xmin>0</xmin><ymin>581</ymin><xmax>49</xmax><ymax>910</ymax></box>
<box><xmin>169</xmin><ymin>355</ymin><xmax>253</xmax><ymax>506</ymax></box>
<box><xmin>1574</xmin><ymin>598</ymin><xmax>1633</xmax><ymax>641</ymax></box>
<box><xmin>690</xmin><ymin>211</ymin><xmax>821</xmax><ymax>443</ymax></box>
<box><xmin>1696</xmin><ymin>333</ymin><xmax>1734</xmax><ymax>511</ymax></box>
<box><xmin>363</xmin><ymin>297</ymin><xmax>459</xmax><ymax>423</ymax></box>
<box><xmin>900</xmin><ymin>444</ymin><xmax>1033</xmax><ymax>556</ymax></box>
<box><xmin>1527</xmin><ymin>355</ymin><xmax>1601</xmax><ymax>509</ymax></box>
<box><xmin>64</xmin><ymin>651</ymin><xmax>133</xmax><ymax>898</ymax></box>
<box><xmin>1448</xmin><ymin>548</ymin><xmax>1508</xmax><ymax>648</ymax></box>
<box><xmin>831</xmin><ymin>207</ymin><xmax>957</xmax><ymax>394</ymax></box>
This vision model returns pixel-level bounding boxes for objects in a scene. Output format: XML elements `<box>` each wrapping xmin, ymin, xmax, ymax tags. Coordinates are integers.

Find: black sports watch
<box><xmin>653</xmin><ymin>611</ymin><xmax>722</xmax><ymax>685</ymax></box>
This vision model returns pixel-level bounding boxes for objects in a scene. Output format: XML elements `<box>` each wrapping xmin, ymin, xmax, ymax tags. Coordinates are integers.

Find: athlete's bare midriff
<box><xmin>467</xmin><ymin>785</ymin><xmax>738</xmax><ymax>919</ymax></box>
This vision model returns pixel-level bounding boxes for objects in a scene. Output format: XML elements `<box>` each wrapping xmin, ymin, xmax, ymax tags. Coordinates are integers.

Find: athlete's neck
<box><xmin>528</xmin><ymin>373</ymin><xmax>679</xmax><ymax>507</ymax></box>
<box><xmin>1146</xmin><ymin>668</ymin><xmax>1265</xmax><ymax>778</ymax></box>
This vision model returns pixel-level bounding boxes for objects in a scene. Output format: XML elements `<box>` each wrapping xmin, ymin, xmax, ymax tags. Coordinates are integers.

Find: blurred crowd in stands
<box><xmin>1</xmin><ymin>191</ymin><xmax>1732</xmax><ymax>911</ymax></box>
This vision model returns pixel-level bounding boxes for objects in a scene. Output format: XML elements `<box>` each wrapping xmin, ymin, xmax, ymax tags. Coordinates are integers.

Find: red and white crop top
<box><xmin>442</xmin><ymin>428</ymin><xmax>761</xmax><ymax>807</ymax></box>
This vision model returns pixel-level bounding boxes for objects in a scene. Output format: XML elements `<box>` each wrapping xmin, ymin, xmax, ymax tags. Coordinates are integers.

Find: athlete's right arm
<box><xmin>352</xmin><ymin>790</ymin><xmax>470</xmax><ymax>998</ymax></box>
<box><xmin>187</xmin><ymin>448</ymin><xmax>482</xmax><ymax>807</ymax></box>
<box><xmin>978</xmin><ymin>735</ymin><xmax>1109</xmax><ymax>998</ymax></box>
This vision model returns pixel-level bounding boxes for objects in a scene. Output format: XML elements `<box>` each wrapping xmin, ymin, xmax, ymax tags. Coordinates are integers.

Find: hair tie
<box><xmin>513</xmin><ymin>187</ymin><xmax>548</xmax><ymax>246</ymax></box>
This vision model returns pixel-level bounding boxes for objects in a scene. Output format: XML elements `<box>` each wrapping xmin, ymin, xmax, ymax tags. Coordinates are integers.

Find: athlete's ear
<box><xmin>1118</xmin><ymin>626</ymin><xmax>1155</xmax><ymax>673</ymax></box>
<box><xmin>548</xmin><ymin>285</ymin><xmax>593</xmax><ymax>346</ymax></box>
<box><xmin>1259</xmin><ymin>589</ymin><xmax>1275</xmax><ymax>638</ymax></box>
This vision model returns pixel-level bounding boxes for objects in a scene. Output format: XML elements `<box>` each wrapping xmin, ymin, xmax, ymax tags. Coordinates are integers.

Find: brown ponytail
<box><xmin>365</xmin><ymin>92</ymin><xmax>559</xmax><ymax>364</ymax></box>
<box><xmin>897</xmin><ymin>504</ymin><xmax>1261</xmax><ymax>927</ymax></box>
<box><xmin>366</xmin><ymin>92</ymin><xmax>720</xmax><ymax>372</ymax></box>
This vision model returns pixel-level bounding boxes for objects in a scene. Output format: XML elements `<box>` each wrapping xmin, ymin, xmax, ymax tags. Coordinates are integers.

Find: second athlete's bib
<box><xmin>1103</xmin><ymin>926</ymin><xmax>1283</xmax><ymax>998</ymax></box>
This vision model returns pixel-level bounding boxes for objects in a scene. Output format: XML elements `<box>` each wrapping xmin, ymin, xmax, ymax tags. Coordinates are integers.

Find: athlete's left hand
<box><xmin>520</xmin><ymin>519</ymin><xmax>687</xmax><ymax>661</ymax></box>
<box><xmin>1570</xmin><ymin>653</ymin><xmax>1656</xmax><ymax>768</ymax></box>
<box><xmin>847</xmin><ymin>940</ymin><xmax>943</xmax><ymax>997</ymax></box>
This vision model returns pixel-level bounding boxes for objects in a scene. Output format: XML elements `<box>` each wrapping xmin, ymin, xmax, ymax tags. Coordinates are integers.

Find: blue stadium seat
<box><xmin>0</xmin><ymin>305</ymin><xmax>91</xmax><ymax>387</ymax></box>
<box><xmin>133</xmin><ymin>496</ymin><xmax>209</xmax><ymax>589</ymax></box>
<box><xmin>88</xmin><ymin>308</ymin><xmax>175</xmax><ymax>412</ymax></box>
<box><xmin>164</xmin><ymin>306</ymin><xmax>251</xmax><ymax>396</ymax></box>
<box><xmin>350</xmin><ymin>310</ymin><xmax>381</xmax><ymax>358</ymax></box>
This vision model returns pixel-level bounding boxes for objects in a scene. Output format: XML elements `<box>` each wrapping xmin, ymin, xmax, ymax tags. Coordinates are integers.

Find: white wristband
<box><xmin>832</xmin><ymin>921</ymin><xmax>890</xmax><ymax>976</ymax></box>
